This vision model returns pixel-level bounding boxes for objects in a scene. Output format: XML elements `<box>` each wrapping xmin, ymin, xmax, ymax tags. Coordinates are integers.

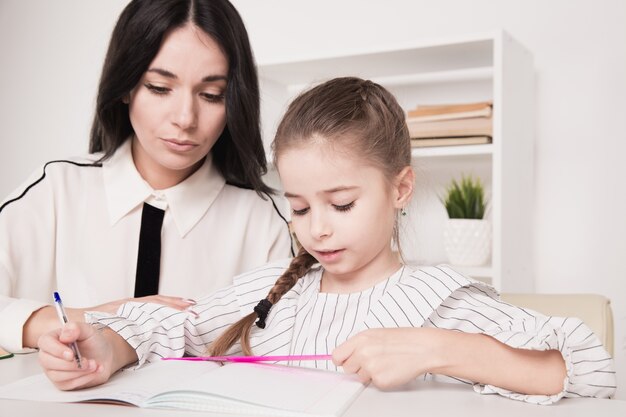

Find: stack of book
<box><xmin>406</xmin><ymin>101</ymin><xmax>493</xmax><ymax>148</ymax></box>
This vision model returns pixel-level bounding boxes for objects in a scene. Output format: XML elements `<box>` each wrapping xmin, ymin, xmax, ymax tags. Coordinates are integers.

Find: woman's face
<box><xmin>128</xmin><ymin>23</ymin><xmax>229</xmax><ymax>189</ymax></box>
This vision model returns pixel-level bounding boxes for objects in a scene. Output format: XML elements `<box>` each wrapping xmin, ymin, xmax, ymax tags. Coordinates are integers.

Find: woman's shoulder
<box><xmin>1</xmin><ymin>153</ymin><xmax>104</xmax><ymax>206</ymax></box>
<box><xmin>220</xmin><ymin>184</ymin><xmax>279</xmax><ymax>205</ymax></box>
<box><xmin>27</xmin><ymin>153</ymin><xmax>103</xmax><ymax>181</ymax></box>
<box><xmin>219</xmin><ymin>185</ymin><xmax>288</xmax><ymax>221</ymax></box>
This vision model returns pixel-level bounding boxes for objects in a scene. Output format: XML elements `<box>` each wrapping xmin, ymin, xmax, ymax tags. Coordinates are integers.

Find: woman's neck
<box><xmin>131</xmin><ymin>138</ymin><xmax>204</xmax><ymax>190</ymax></box>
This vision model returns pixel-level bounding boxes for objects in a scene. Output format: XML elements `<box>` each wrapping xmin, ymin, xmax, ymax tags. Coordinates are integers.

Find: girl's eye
<box><xmin>145</xmin><ymin>83</ymin><xmax>170</xmax><ymax>95</ymax></box>
<box><xmin>292</xmin><ymin>207</ymin><xmax>310</xmax><ymax>216</ymax></box>
<box><xmin>201</xmin><ymin>92</ymin><xmax>225</xmax><ymax>103</ymax></box>
<box><xmin>333</xmin><ymin>202</ymin><xmax>355</xmax><ymax>212</ymax></box>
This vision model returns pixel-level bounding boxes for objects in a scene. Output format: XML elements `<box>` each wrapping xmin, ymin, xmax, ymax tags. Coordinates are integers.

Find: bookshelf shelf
<box><xmin>259</xmin><ymin>30</ymin><xmax>534</xmax><ymax>292</ymax></box>
<box><xmin>411</xmin><ymin>144</ymin><xmax>494</xmax><ymax>158</ymax></box>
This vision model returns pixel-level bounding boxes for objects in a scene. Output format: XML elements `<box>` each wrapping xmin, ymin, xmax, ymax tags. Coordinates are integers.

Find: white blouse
<box><xmin>0</xmin><ymin>140</ymin><xmax>293</xmax><ymax>352</ymax></box>
<box><xmin>90</xmin><ymin>260</ymin><xmax>617</xmax><ymax>405</ymax></box>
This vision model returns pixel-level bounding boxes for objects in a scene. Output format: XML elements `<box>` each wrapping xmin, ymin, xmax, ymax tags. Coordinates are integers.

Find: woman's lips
<box><xmin>162</xmin><ymin>138</ymin><xmax>198</xmax><ymax>152</ymax></box>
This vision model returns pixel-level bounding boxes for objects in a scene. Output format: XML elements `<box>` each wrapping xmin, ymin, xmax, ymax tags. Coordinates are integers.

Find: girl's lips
<box><xmin>315</xmin><ymin>249</ymin><xmax>344</xmax><ymax>262</ymax></box>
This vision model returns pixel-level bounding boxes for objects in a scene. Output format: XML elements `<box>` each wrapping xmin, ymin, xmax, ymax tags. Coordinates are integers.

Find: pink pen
<box><xmin>162</xmin><ymin>354</ymin><xmax>332</xmax><ymax>363</ymax></box>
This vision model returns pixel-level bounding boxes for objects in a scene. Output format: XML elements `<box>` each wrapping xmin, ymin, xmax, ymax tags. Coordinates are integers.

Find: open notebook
<box><xmin>0</xmin><ymin>360</ymin><xmax>365</xmax><ymax>417</ymax></box>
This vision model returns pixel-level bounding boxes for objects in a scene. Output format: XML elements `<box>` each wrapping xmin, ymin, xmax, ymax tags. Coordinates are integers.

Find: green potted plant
<box><xmin>441</xmin><ymin>175</ymin><xmax>491</xmax><ymax>266</ymax></box>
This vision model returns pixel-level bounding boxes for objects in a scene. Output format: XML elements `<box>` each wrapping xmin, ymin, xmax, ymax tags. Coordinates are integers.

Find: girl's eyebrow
<box><xmin>284</xmin><ymin>186</ymin><xmax>358</xmax><ymax>198</ymax></box>
<box><xmin>146</xmin><ymin>67</ymin><xmax>227</xmax><ymax>83</ymax></box>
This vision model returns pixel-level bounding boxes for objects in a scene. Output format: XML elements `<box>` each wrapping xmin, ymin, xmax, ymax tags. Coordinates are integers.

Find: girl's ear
<box><xmin>122</xmin><ymin>94</ymin><xmax>130</xmax><ymax>104</ymax></box>
<box><xmin>393</xmin><ymin>166</ymin><xmax>414</xmax><ymax>209</ymax></box>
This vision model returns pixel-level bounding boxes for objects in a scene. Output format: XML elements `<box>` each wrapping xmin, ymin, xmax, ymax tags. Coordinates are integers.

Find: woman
<box><xmin>0</xmin><ymin>0</ymin><xmax>292</xmax><ymax>353</ymax></box>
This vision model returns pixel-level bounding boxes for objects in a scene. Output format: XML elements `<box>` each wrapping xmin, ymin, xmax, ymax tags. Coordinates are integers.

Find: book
<box><xmin>407</xmin><ymin>101</ymin><xmax>492</xmax><ymax>122</ymax></box>
<box><xmin>406</xmin><ymin>116</ymin><xmax>492</xmax><ymax>139</ymax></box>
<box><xmin>0</xmin><ymin>360</ymin><xmax>365</xmax><ymax>417</ymax></box>
<box><xmin>411</xmin><ymin>136</ymin><xmax>492</xmax><ymax>148</ymax></box>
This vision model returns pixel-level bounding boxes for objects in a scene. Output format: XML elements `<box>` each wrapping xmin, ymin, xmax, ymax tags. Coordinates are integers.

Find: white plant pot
<box><xmin>443</xmin><ymin>219</ymin><xmax>492</xmax><ymax>266</ymax></box>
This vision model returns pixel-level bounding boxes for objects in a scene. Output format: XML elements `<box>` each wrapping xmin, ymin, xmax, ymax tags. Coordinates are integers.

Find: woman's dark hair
<box><xmin>89</xmin><ymin>0</ymin><xmax>271</xmax><ymax>194</ymax></box>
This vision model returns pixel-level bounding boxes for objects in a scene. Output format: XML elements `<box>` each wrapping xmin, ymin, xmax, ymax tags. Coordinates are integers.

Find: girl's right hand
<box><xmin>37</xmin><ymin>322</ymin><xmax>116</xmax><ymax>390</ymax></box>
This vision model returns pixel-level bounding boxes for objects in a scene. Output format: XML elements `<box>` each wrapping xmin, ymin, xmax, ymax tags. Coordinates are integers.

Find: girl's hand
<box><xmin>332</xmin><ymin>328</ymin><xmax>446</xmax><ymax>390</ymax></box>
<box><xmin>37</xmin><ymin>322</ymin><xmax>117</xmax><ymax>390</ymax></box>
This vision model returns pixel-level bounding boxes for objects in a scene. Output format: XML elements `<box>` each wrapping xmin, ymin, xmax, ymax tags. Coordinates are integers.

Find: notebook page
<box><xmin>0</xmin><ymin>360</ymin><xmax>220</xmax><ymax>405</ymax></box>
<box><xmin>149</xmin><ymin>362</ymin><xmax>365</xmax><ymax>416</ymax></box>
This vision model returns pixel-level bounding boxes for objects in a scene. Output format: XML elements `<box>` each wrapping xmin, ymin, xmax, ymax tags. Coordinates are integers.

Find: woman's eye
<box><xmin>201</xmin><ymin>92</ymin><xmax>225</xmax><ymax>103</ymax></box>
<box><xmin>144</xmin><ymin>83</ymin><xmax>170</xmax><ymax>95</ymax></box>
<box><xmin>292</xmin><ymin>207</ymin><xmax>310</xmax><ymax>216</ymax></box>
<box><xmin>333</xmin><ymin>202</ymin><xmax>355</xmax><ymax>212</ymax></box>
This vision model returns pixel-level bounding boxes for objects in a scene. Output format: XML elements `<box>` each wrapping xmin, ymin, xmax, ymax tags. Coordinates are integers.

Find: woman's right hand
<box><xmin>37</xmin><ymin>322</ymin><xmax>121</xmax><ymax>390</ymax></box>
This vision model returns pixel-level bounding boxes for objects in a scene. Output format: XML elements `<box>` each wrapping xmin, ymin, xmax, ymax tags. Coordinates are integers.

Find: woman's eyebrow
<box><xmin>202</xmin><ymin>74</ymin><xmax>228</xmax><ymax>83</ymax></box>
<box><xmin>146</xmin><ymin>67</ymin><xmax>177</xmax><ymax>79</ymax></box>
<box><xmin>146</xmin><ymin>67</ymin><xmax>227</xmax><ymax>83</ymax></box>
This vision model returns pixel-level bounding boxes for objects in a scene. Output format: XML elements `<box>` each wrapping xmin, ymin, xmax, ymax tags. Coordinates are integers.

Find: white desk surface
<box><xmin>1</xmin><ymin>353</ymin><xmax>625</xmax><ymax>417</ymax></box>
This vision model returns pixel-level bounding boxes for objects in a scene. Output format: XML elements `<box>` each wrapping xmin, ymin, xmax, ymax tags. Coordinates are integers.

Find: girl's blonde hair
<box><xmin>209</xmin><ymin>77</ymin><xmax>411</xmax><ymax>356</ymax></box>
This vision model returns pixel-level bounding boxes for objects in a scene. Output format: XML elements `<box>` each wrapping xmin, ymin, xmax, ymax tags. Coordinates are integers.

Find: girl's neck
<box><xmin>319</xmin><ymin>249</ymin><xmax>402</xmax><ymax>294</ymax></box>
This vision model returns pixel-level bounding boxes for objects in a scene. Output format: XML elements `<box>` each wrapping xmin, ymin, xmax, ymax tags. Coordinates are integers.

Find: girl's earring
<box><xmin>401</xmin><ymin>208</ymin><xmax>407</xmax><ymax>216</ymax></box>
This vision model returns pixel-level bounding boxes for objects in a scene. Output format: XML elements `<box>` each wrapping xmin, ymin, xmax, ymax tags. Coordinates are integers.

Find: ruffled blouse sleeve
<box><xmin>424</xmin><ymin>285</ymin><xmax>616</xmax><ymax>404</ymax></box>
<box><xmin>87</xmin><ymin>260</ymin><xmax>292</xmax><ymax>368</ymax></box>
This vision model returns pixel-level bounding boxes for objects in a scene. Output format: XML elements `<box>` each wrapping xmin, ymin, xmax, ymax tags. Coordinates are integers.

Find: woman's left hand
<box><xmin>332</xmin><ymin>327</ymin><xmax>446</xmax><ymax>389</ymax></box>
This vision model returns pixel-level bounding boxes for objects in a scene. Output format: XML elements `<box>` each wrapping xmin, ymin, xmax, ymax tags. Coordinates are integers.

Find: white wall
<box><xmin>1</xmin><ymin>0</ymin><xmax>625</xmax><ymax>398</ymax></box>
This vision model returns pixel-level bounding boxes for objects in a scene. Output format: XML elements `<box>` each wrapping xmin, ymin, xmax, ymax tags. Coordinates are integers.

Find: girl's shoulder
<box><xmin>231</xmin><ymin>259</ymin><xmax>321</xmax><ymax>312</ymax></box>
<box><xmin>399</xmin><ymin>264</ymin><xmax>498</xmax><ymax>298</ymax></box>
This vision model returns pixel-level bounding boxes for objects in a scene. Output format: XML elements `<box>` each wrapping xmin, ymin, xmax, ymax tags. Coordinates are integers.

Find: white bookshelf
<box><xmin>258</xmin><ymin>31</ymin><xmax>534</xmax><ymax>293</ymax></box>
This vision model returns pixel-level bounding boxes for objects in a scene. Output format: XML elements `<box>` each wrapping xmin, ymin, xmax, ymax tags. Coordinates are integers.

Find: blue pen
<box><xmin>53</xmin><ymin>292</ymin><xmax>83</xmax><ymax>369</ymax></box>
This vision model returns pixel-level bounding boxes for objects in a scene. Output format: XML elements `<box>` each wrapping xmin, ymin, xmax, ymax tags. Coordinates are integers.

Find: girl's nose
<box><xmin>309</xmin><ymin>210</ymin><xmax>332</xmax><ymax>240</ymax></box>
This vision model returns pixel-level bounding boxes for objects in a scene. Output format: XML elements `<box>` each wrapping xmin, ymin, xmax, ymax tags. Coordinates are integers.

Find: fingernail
<box><xmin>186</xmin><ymin>308</ymin><xmax>200</xmax><ymax>319</ymax></box>
<box><xmin>183</xmin><ymin>298</ymin><xmax>197</xmax><ymax>305</ymax></box>
<box><xmin>63</xmin><ymin>350</ymin><xmax>73</xmax><ymax>360</ymax></box>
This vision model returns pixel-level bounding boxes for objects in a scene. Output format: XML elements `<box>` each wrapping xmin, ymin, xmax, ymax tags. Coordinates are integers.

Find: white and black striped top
<box><xmin>89</xmin><ymin>259</ymin><xmax>616</xmax><ymax>404</ymax></box>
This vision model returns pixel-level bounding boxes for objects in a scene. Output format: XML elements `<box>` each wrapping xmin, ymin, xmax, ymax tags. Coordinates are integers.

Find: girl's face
<box><xmin>278</xmin><ymin>139</ymin><xmax>410</xmax><ymax>293</ymax></box>
<box><xmin>128</xmin><ymin>24</ymin><xmax>228</xmax><ymax>189</ymax></box>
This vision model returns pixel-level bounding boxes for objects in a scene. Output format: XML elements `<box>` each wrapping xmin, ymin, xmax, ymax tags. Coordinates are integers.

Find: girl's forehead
<box><xmin>277</xmin><ymin>141</ymin><xmax>388</xmax><ymax>192</ymax></box>
<box><xmin>277</xmin><ymin>140</ymin><xmax>362</xmax><ymax>168</ymax></box>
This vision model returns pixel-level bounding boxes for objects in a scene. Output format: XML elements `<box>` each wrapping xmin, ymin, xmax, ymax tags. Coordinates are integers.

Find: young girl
<box><xmin>0</xmin><ymin>0</ymin><xmax>292</xmax><ymax>354</ymax></box>
<box><xmin>38</xmin><ymin>77</ymin><xmax>616</xmax><ymax>404</ymax></box>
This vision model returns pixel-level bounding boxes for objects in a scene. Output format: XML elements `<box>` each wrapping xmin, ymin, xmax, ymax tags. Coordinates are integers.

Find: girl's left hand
<box><xmin>332</xmin><ymin>328</ymin><xmax>445</xmax><ymax>389</ymax></box>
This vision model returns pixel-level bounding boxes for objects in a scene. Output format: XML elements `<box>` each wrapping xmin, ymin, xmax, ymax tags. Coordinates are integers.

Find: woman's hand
<box><xmin>23</xmin><ymin>296</ymin><xmax>196</xmax><ymax>349</ymax></box>
<box><xmin>83</xmin><ymin>295</ymin><xmax>197</xmax><ymax>316</ymax></box>
<box><xmin>332</xmin><ymin>328</ymin><xmax>446</xmax><ymax>390</ymax></box>
<box><xmin>37</xmin><ymin>322</ymin><xmax>136</xmax><ymax>390</ymax></box>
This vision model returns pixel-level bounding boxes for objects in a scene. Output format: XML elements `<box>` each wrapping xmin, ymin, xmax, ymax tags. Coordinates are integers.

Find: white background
<box><xmin>1</xmin><ymin>0</ymin><xmax>624</xmax><ymax>398</ymax></box>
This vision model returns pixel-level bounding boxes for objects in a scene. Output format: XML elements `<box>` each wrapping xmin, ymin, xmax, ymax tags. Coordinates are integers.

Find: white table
<box><xmin>1</xmin><ymin>353</ymin><xmax>625</xmax><ymax>417</ymax></box>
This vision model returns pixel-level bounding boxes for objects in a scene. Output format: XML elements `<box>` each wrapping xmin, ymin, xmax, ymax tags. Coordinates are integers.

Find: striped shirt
<box><xmin>89</xmin><ymin>259</ymin><xmax>617</xmax><ymax>404</ymax></box>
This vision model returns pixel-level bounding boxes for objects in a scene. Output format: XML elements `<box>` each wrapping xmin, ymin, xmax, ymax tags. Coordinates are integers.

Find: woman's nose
<box><xmin>171</xmin><ymin>92</ymin><xmax>198</xmax><ymax>130</ymax></box>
